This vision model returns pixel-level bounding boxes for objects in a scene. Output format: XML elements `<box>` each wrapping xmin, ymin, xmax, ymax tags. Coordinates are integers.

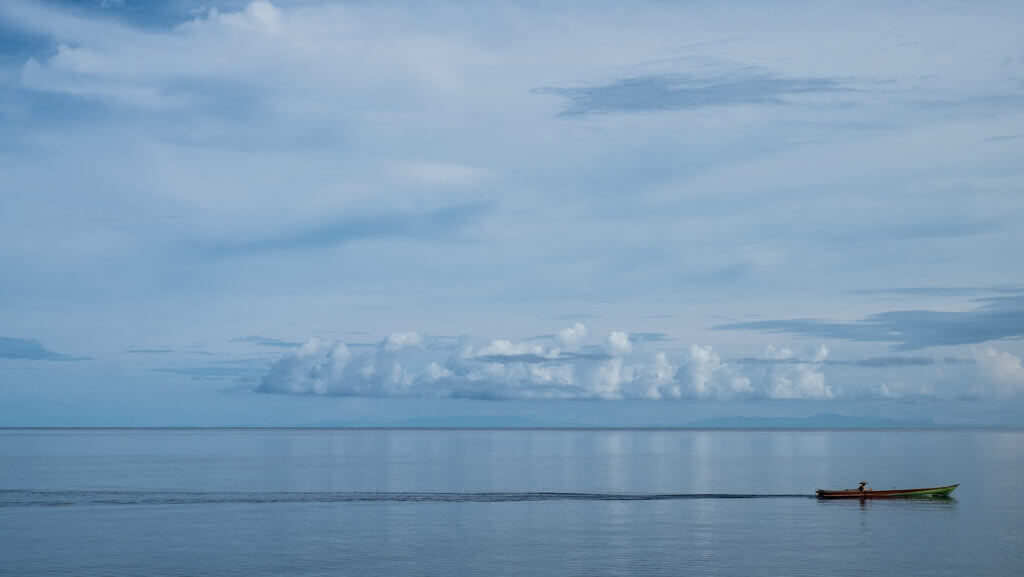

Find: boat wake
<box><xmin>0</xmin><ymin>489</ymin><xmax>815</xmax><ymax>508</ymax></box>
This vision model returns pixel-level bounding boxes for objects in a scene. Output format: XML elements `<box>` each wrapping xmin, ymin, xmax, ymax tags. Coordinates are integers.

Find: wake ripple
<box><xmin>0</xmin><ymin>489</ymin><xmax>814</xmax><ymax>508</ymax></box>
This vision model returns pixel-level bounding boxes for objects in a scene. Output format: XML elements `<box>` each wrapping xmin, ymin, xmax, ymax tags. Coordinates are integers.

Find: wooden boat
<box><xmin>815</xmin><ymin>481</ymin><xmax>958</xmax><ymax>499</ymax></box>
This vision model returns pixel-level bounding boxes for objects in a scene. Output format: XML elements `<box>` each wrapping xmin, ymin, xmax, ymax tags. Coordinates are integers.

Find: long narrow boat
<box><xmin>816</xmin><ymin>482</ymin><xmax>958</xmax><ymax>499</ymax></box>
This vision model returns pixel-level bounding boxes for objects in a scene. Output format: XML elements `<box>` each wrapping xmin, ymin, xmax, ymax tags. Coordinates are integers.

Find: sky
<box><xmin>1</xmin><ymin>0</ymin><xmax>1023</xmax><ymax>427</ymax></box>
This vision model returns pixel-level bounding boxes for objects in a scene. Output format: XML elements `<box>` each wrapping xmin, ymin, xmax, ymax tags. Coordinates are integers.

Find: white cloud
<box><xmin>970</xmin><ymin>347</ymin><xmax>1024</xmax><ymax>397</ymax></box>
<box><xmin>257</xmin><ymin>338</ymin><xmax>348</xmax><ymax>395</ymax></box>
<box><xmin>257</xmin><ymin>324</ymin><xmax>843</xmax><ymax>401</ymax></box>
<box><xmin>683</xmin><ymin>345</ymin><xmax>752</xmax><ymax>400</ymax></box>
<box><xmin>556</xmin><ymin>322</ymin><xmax>588</xmax><ymax>350</ymax></box>
<box><xmin>470</xmin><ymin>339</ymin><xmax>545</xmax><ymax>358</ymax></box>
<box><xmin>383</xmin><ymin>330</ymin><xmax>423</xmax><ymax>352</ymax></box>
<box><xmin>605</xmin><ymin>331</ymin><xmax>632</xmax><ymax>356</ymax></box>
<box><xmin>757</xmin><ymin>344</ymin><xmax>834</xmax><ymax>399</ymax></box>
<box><xmin>870</xmin><ymin>380</ymin><xmax>937</xmax><ymax>400</ymax></box>
<box><xmin>263</xmin><ymin>329</ymin><xmax>1024</xmax><ymax>403</ymax></box>
<box><xmin>195</xmin><ymin>1</ymin><xmax>284</xmax><ymax>35</ymax></box>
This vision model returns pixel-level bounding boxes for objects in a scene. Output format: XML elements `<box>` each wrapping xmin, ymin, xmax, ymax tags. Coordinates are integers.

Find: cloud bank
<box><xmin>257</xmin><ymin>325</ymin><xmax>1024</xmax><ymax>401</ymax></box>
<box><xmin>257</xmin><ymin>326</ymin><xmax>765</xmax><ymax>400</ymax></box>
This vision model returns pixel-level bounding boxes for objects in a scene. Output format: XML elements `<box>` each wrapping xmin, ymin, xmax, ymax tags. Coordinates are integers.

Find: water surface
<box><xmin>1</xmin><ymin>428</ymin><xmax>1021</xmax><ymax>576</ymax></box>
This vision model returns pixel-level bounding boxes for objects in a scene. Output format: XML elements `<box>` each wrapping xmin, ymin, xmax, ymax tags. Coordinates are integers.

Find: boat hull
<box><xmin>815</xmin><ymin>484</ymin><xmax>958</xmax><ymax>499</ymax></box>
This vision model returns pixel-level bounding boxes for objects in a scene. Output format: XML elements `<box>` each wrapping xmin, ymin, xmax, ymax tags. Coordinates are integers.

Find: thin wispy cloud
<box><xmin>631</xmin><ymin>332</ymin><xmax>676</xmax><ymax>343</ymax></box>
<box><xmin>204</xmin><ymin>202</ymin><xmax>491</xmax><ymax>258</ymax></box>
<box><xmin>536</xmin><ymin>71</ymin><xmax>853</xmax><ymax>116</ymax></box>
<box><xmin>0</xmin><ymin>337</ymin><xmax>88</xmax><ymax>361</ymax></box>
<box><xmin>734</xmin><ymin>355</ymin><xmax>970</xmax><ymax>368</ymax></box>
<box><xmin>151</xmin><ymin>362</ymin><xmax>268</xmax><ymax>380</ymax></box>
<box><xmin>716</xmin><ymin>295</ymin><xmax>1024</xmax><ymax>351</ymax></box>
<box><xmin>231</xmin><ymin>335</ymin><xmax>301</xmax><ymax>348</ymax></box>
<box><xmin>838</xmin><ymin>356</ymin><xmax>939</xmax><ymax>368</ymax></box>
<box><xmin>853</xmin><ymin>285</ymin><xmax>1024</xmax><ymax>297</ymax></box>
<box><xmin>981</xmin><ymin>133</ymin><xmax>1024</xmax><ymax>143</ymax></box>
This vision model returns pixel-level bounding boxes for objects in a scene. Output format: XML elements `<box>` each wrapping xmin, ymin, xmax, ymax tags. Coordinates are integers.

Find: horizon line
<box><xmin>2</xmin><ymin>426</ymin><xmax>1022</xmax><ymax>431</ymax></box>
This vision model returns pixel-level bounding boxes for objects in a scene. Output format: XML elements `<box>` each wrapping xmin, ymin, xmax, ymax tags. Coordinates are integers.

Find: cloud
<box><xmin>841</xmin><ymin>356</ymin><xmax>935</xmax><ymax>368</ymax></box>
<box><xmin>556</xmin><ymin>322</ymin><xmax>587</xmax><ymax>350</ymax></box>
<box><xmin>981</xmin><ymin>133</ymin><xmax>1024</xmax><ymax>143</ymax></box>
<box><xmin>631</xmin><ymin>332</ymin><xmax>676</xmax><ymax>343</ymax></box>
<box><xmin>681</xmin><ymin>345</ymin><xmax>752</xmax><ymax>400</ymax></box>
<box><xmin>383</xmin><ymin>330</ymin><xmax>424</xmax><ymax>352</ymax></box>
<box><xmin>11</xmin><ymin>0</ymin><xmax>287</xmax><ymax>108</ymax></box>
<box><xmin>848</xmin><ymin>347</ymin><xmax>1022</xmax><ymax>401</ymax></box>
<box><xmin>0</xmin><ymin>337</ymin><xmax>87</xmax><ymax>361</ymax></box>
<box><xmin>256</xmin><ymin>325</ymin><xmax>835</xmax><ymax>401</ymax></box>
<box><xmin>754</xmin><ymin>345</ymin><xmax>833</xmax><ymax>400</ymax></box>
<box><xmin>253</xmin><ymin>327</ymin><xmax>1016</xmax><ymax>402</ymax></box>
<box><xmin>205</xmin><ymin>202</ymin><xmax>491</xmax><ymax>257</ymax></box>
<box><xmin>473</xmin><ymin>351</ymin><xmax>614</xmax><ymax>364</ymax></box>
<box><xmin>853</xmin><ymin>285</ymin><xmax>1024</xmax><ymax>297</ymax></box>
<box><xmin>605</xmin><ymin>331</ymin><xmax>632</xmax><ymax>356</ymax></box>
<box><xmin>536</xmin><ymin>71</ymin><xmax>852</xmax><ymax>116</ymax></box>
<box><xmin>554</xmin><ymin>314</ymin><xmax>599</xmax><ymax>321</ymax></box>
<box><xmin>232</xmin><ymin>335</ymin><xmax>302</xmax><ymax>348</ymax></box>
<box><xmin>257</xmin><ymin>336</ymin><xmax>420</xmax><ymax>396</ymax></box>
<box><xmin>715</xmin><ymin>294</ymin><xmax>1024</xmax><ymax>350</ymax></box>
<box><xmin>151</xmin><ymin>365</ymin><xmax>265</xmax><ymax>380</ymax></box>
<box><xmin>970</xmin><ymin>347</ymin><xmax>1024</xmax><ymax>397</ymax></box>
<box><xmin>734</xmin><ymin>355</ymin><xmax>967</xmax><ymax>368</ymax></box>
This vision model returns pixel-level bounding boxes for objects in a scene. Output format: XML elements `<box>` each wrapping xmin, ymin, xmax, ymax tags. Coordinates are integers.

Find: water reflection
<box><xmin>817</xmin><ymin>496</ymin><xmax>959</xmax><ymax>510</ymax></box>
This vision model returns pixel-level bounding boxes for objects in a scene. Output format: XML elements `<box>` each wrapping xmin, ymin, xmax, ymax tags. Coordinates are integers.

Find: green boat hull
<box><xmin>816</xmin><ymin>484</ymin><xmax>959</xmax><ymax>499</ymax></box>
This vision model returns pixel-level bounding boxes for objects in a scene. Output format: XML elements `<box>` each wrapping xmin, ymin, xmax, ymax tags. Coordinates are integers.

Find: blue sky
<box><xmin>1</xmin><ymin>0</ymin><xmax>1023</xmax><ymax>426</ymax></box>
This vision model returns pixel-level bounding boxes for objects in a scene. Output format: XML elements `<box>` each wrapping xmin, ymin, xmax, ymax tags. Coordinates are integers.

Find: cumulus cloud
<box><xmin>256</xmin><ymin>324</ymin><xmax>839</xmax><ymax>401</ymax></box>
<box><xmin>869</xmin><ymin>380</ymin><xmax>939</xmax><ymax>401</ymax></box>
<box><xmin>605</xmin><ymin>331</ymin><xmax>632</xmax><ymax>356</ymax></box>
<box><xmin>970</xmin><ymin>347</ymin><xmax>1024</xmax><ymax>397</ymax></box>
<box><xmin>556</xmin><ymin>322</ymin><xmax>588</xmax><ymax>351</ymax></box>
<box><xmin>681</xmin><ymin>345</ymin><xmax>752</xmax><ymax>400</ymax></box>
<box><xmin>383</xmin><ymin>330</ymin><xmax>424</xmax><ymax>352</ymax></box>
<box><xmin>755</xmin><ymin>344</ymin><xmax>833</xmax><ymax>399</ymax></box>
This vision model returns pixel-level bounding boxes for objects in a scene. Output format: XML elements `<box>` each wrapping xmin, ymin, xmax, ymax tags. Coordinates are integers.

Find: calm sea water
<box><xmin>1</xmin><ymin>428</ymin><xmax>1022</xmax><ymax>576</ymax></box>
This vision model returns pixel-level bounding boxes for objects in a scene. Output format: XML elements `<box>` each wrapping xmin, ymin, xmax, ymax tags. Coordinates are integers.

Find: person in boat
<box><xmin>858</xmin><ymin>481</ymin><xmax>868</xmax><ymax>492</ymax></box>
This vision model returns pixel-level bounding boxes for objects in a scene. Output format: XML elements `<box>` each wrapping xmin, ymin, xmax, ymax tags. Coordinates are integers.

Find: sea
<box><xmin>1</xmin><ymin>428</ymin><xmax>1022</xmax><ymax>576</ymax></box>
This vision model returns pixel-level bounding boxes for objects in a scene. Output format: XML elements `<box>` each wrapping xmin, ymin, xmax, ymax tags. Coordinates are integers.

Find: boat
<box><xmin>815</xmin><ymin>481</ymin><xmax>958</xmax><ymax>499</ymax></box>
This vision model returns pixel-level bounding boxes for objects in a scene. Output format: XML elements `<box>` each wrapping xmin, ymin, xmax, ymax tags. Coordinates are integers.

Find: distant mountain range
<box><xmin>681</xmin><ymin>413</ymin><xmax>936</xmax><ymax>429</ymax></box>
<box><xmin>305</xmin><ymin>413</ymin><xmax>941</xmax><ymax>429</ymax></box>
